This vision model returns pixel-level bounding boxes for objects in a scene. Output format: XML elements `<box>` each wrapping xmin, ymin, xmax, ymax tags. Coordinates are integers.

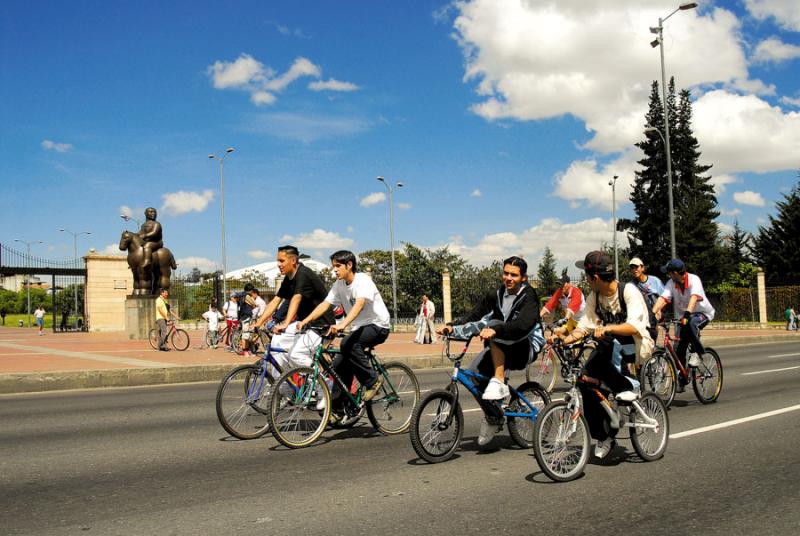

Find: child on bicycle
<box><xmin>202</xmin><ymin>304</ymin><xmax>223</xmax><ymax>349</ymax></box>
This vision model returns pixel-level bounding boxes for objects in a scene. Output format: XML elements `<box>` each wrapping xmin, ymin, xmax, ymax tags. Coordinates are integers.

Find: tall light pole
<box><xmin>377</xmin><ymin>176</ymin><xmax>404</xmax><ymax>325</ymax></box>
<box><xmin>120</xmin><ymin>214</ymin><xmax>141</xmax><ymax>228</ymax></box>
<box><xmin>650</xmin><ymin>1</ymin><xmax>697</xmax><ymax>259</ymax></box>
<box><xmin>209</xmin><ymin>147</ymin><xmax>235</xmax><ymax>300</ymax></box>
<box><xmin>13</xmin><ymin>238</ymin><xmax>44</xmax><ymax>328</ymax></box>
<box><xmin>609</xmin><ymin>175</ymin><xmax>619</xmax><ymax>277</ymax></box>
<box><xmin>59</xmin><ymin>229</ymin><xmax>91</xmax><ymax>326</ymax></box>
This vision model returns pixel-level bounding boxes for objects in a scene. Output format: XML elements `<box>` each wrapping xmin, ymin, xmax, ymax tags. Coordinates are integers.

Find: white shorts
<box><xmin>241</xmin><ymin>320</ymin><xmax>252</xmax><ymax>340</ymax></box>
<box><xmin>270</xmin><ymin>322</ymin><xmax>322</xmax><ymax>376</ymax></box>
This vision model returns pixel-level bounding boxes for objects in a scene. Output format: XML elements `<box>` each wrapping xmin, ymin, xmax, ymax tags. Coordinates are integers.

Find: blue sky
<box><xmin>1</xmin><ymin>0</ymin><xmax>799</xmax><ymax>276</ymax></box>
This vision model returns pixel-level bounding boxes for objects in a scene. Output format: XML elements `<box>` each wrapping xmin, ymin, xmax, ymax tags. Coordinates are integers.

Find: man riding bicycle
<box><xmin>540</xmin><ymin>274</ymin><xmax>585</xmax><ymax>329</ymax></box>
<box><xmin>438</xmin><ymin>256</ymin><xmax>543</xmax><ymax>446</ymax></box>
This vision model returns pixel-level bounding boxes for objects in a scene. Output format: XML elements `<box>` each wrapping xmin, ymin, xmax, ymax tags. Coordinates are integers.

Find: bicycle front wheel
<box><xmin>533</xmin><ymin>401</ymin><xmax>590</xmax><ymax>482</ymax></box>
<box><xmin>409</xmin><ymin>390</ymin><xmax>463</xmax><ymax>463</ymax></box>
<box><xmin>215</xmin><ymin>364</ymin><xmax>272</xmax><ymax>439</ymax></box>
<box><xmin>630</xmin><ymin>393</ymin><xmax>669</xmax><ymax>461</ymax></box>
<box><xmin>639</xmin><ymin>350</ymin><xmax>677</xmax><ymax>408</ymax></box>
<box><xmin>507</xmin><ymin>381</ymin><xmax>551</xmax><ymax>449</ymax></box>
<box><xmin>526</xmin><ymin>347</ymin><xmax>557</xmax><ymax>392</ymax></box>
<box><xmin>171</xmin><ymin>329</ymin><xmax>190</xmax><ymax>351</ymax></box>
<box><xmin>366</xmin><ymin>362</ymin><xmax>420</xmax><ymax>435</ymax></box>
<box><xmin>148</xmin><ymin>328</ymin><xmax>160</xmax><ymax>350</ymax></box>
<box><xmin>268</xmin><ymin>367</ymin><xmax>330</xmax><ymax>449</ymax></box>
<box><xmin>692</xmin><ymin>347</ymin><xmax>723</xmax><ymax>404</ymax></box>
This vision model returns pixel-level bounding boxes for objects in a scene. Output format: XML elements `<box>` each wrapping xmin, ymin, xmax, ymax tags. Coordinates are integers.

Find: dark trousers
<box><xmin>676</xmin><ymin>313</ymin><xmax>709</xmax><ymax>367</ymax></box>
<box><xmin>579</xmin><ymin>338</ymin><xmax>634</xmax><ymax>441</ymax></box>
<box><xmin>334</xmin><ymin>325</ymin><xmax>389</xmax><ymax>398</ymax></box>
<box><xmin>157</xmin><ymin>319</ymin><xmax>169</xmax><ymax>349</ymax></box>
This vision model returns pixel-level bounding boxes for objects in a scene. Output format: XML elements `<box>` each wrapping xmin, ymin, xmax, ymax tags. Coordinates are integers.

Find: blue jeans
<box><xmin>676</xmin><ymin>313</ymin><xmax>709</xmax><ymax>367</ymax></box>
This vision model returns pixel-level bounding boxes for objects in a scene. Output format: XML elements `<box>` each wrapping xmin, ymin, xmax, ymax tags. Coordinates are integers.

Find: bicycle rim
<box><xmin>692</xmin><ymin>348</ymin><xmax>723</xmax><ymax>403</ymax></box>
<box><xmin>640</xmin><ymin>352</ymin><xmax>676</xmax><ymax>408</ymax></box>
<box><xmin>366</xmin><ymin>362</ymin><xmax>420</xmax><ymax>434</ymax></box>
<box><xmin>171</xmin><ymin>329</ymin><xmax>190</xmax><ymax>351</ymax></box>
<box><xmin>215</xmin><ymin>364</ymin><xmax>271</xmax><ymax>439</ymax></box>
<box><xmin>630</xmin><ymin>393</ymin><xmax>669</xmax><ymax>461</ymax></box>
<box><xmin>148</xmin><ymin>329</ymin><xmax>159</xmax><ymax>350</ymax></box>
<box><xmin>533</xmin><ymin>401</ymin><xmax>590</xmax><ymax>482</ymax></box>
<box><xmin>410</xmin><ymin>391</ymin><xmax>463</xmax><ymax>463</ymax></box>
<box><xmin>268</xmin><ymin>367</ymin><xmax>330</xmax><ymax>448</ymax></box>
<box><xmin>507</xmin><ymin>382</ymin><xmax>551</xmax><ymax>449</ymax></box>
<box><xmin>527</xmin><ymin>349</ymin><xmax>557</xmax><ymax>392</ymax></box>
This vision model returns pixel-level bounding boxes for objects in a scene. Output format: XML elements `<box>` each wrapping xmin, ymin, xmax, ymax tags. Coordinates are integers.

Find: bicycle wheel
<box><xmin>268</xmin><ymin>367</ymin><xmax>330</xmax><ymax>449</ymax></box>
<box><xmin>533</xmin><ymin>401</ymin><xmax>591</xmax><ymax>482</ymax></box>
<box><xmin>630</xmin><ymin>393</ymin><xmax>669</xmax><ymax>461</ymax></box>
<box><xmin>148</xmin><ymin>328</ymin><xmax>160</xmax><ymax>350</ymax></box>
<box><xmin>215</xmin><ymin>364</ymin><xmax>272</xmax><ymax>439</ymax></box>
<box><xmin>329</xmin><ymin>405</ymin><xmax>366</xmax><ymax>429</ymax></box>
<box><xmin>526</xmin><ymin>347</ymin><xmax>557</xmax><ymax>392</ymax></box>
<box><xmin>366</xmin><ymin>362</ymin><xmax>420</xmax><ymax>434</ymax></box>
<box><xmin>170</xmin><ymin>328</ymin><xmax>190</xmax><ymax>351</ymax></box>
<box><xmin>507</xmin><ymin>382</ymin><xmax>551</xmax><ymax>448</ymax></box>
<box><xmin>204</xmin><ymin>330</ymin><xmax>214</xmax><ymax>348</ymax></box>
<box><xmin>409</xmin><ymin>389</ymin><xmax>463</xmax><ymax>463</ymax></box>
<box><xmin>231</xmin><ymin>328</ymin><xmax>242</xmax><ymax>351</ymax></box>
<box><xmin>639</xmin><ymin>350</ymin><xmax>677</xmax><ymax>408</ymax></box>
<box><xmin>692</xmin><ymin>347</ymin><xmax>723</xmax><ymax>404</ymax></box>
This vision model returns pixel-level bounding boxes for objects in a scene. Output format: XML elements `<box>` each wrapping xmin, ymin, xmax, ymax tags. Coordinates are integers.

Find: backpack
<box><xmin>635</xmin><ymin>278</ymin><xmax>659</xmax><ymax>331</ymax></box>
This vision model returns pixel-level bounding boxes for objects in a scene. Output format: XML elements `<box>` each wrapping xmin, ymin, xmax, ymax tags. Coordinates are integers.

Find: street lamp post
<box><xmin>609</xmin><ymin>175</ymin><xmax>619</xmax><ymax>276</ymax></box>
<box><xmin>208</xmin><ymin>148</ymin><xmax>235</xmax><ymax>301</ymax></box>
<box><xmin>13</xmin><ymin>238</ymin><xmax>44</xmax><ymax>328</ymax></box>
<box><xmin>59</xmin><ymin>229</ymin><xmax>91</xmax><ymax>327</ymax></box>
<box><xmin>650</xmin><ymin>2</ymin><xmax>697</xmax><ymax>260</ymax></box>
<box><xmin>377</xmin><ymin>176</ymin><xmax>404</xmax><ymax>325</ymax></box>
<box><xmin>120</xmin><ymin>214</ymin><xmax>141</xmax><ymax>228</ymax></box>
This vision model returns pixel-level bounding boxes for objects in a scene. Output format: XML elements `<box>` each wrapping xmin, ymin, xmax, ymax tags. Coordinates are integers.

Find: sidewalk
<box><xmin>0</xmin><ymin>326</ymin><xmax>796</xmax><ymax>394</ymax></box>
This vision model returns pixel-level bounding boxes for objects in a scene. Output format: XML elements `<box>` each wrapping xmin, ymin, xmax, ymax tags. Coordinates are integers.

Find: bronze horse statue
<box><xmin>119</xmin><ymin>230</ymin><xmax>177</xmax><ymax>295</ymax></box>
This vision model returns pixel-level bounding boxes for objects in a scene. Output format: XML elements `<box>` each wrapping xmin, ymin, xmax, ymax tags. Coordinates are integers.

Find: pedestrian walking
<box><xmin>786</xmin><ymin>307</ymin><xmax>796</xmax><ymax>331</ymax></box>
<box><xmin>0</xmin><ymin>307</ymin><xmax>6</xmax><ymax>325</ymax></box>
<box><xmin>414</xmin><ymin>295</ymin><xmax>437</xmax><ymax>344</ymax></box>
<box><xmin>34</xmin><ymin>305</ymin><xmax>46</xmax><ymax>335</ymax></box>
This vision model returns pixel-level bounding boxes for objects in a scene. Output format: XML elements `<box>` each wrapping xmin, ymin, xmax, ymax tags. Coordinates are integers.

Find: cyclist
<box><xmin>556</xmin><ymin>251</ymin><xmax>654</xmax><ymax>459</ymax></box>
<box><xmin>240</xmin><ymin>284</ymin><xmax>267</xmax><ymax>357</ymax></box>
<box><xmin>222</xmin><ymin>293</ymin><xmax>239</xmax><ymax>349</ymax></box>
<box><xmin>540</xmin><ymin>274</ymin><xmax>585</xmax><ymax>330</ymax></box>
<box><xmin>628</xmin><ymin>257</ymin><xmax>664</xmax><ymax>342</ymax></box>
<box><xmin>652</xmin><ymin>259</ymin><xmax>715</xmax><ymax>390</ymax></box>
<box><xmin>297</xmin><ymin>250</ymin><xmax>391</xmax><ymax>409</ymax></box>
<box><xmin>438</xmin><ymin>256</ymin><xmax>542</xmax><ymax>446</ymax></box>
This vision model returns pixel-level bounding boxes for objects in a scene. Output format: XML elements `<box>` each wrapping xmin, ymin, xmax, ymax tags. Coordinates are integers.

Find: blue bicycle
<box><xmin>410</xmin><ymin>336</ymin><xmax>551</xmax><ymax>463</ymax></box>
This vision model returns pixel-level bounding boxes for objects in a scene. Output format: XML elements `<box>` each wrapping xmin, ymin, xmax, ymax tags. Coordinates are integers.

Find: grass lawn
<box><xmin>0</xmin><ymin>313</ymin><xmax>83</xmax><ymax>330</ymax></box>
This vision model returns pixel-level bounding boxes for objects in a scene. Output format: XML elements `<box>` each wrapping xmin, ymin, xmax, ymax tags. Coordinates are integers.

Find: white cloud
<box><xmin>746</xmin><ymin>0</ymin><xmax>800</xmax><ymax>32</ymax></box>
<box><xmin>753</xmin><ymin>37</ymin><xmax>800</xmax><ymax>63</ymax></box>
<box><xmin>161</xmin><ymin>189</ymin><xmax>215</xmax><ymax>216</ymax></box>
<box><xmin>41</xmin><ymin>139</ymin><xmax>73</xmax><ymax>153</ymax></box>
<box><xmin>360</xmin><ymin>192</ymin><xmax>386</xmax><ymax>207</ymax></box>
<box><xmin>717</xmin><ymin>222</ymin><xmax>735</xmax><ymax>235</ymax></box>
<box><xmin>346</xmin><ymin>226</ymin><xmax>354</xmax><ymax>233</ymax></box>
<box><xmin>780</xmin><ymin>95</ymin><xmax>800</xmax><ymax>107</ymax></box>
<box><xmin>100</xmin><ymin>243</ymin><xmax>123</xmax><ymax>255</ymax></box>
<box><xmin>264</xmin><ymin>57</ymin><xmax>320</xmax><ymax>92</ymax></box>
<box><xmin>176</xmin><ymin>256</ymin><xmax>218</xmax><ymax>272</ymax></box>
<box><xmin>207</xmin><ymin>54</ymin><xmax>267</xmax><ymax>89</ymax></box>
<box><xmin>397</xmin><ymin>202</ymin><xmax>412</xmax><ymax>210</ymax></box>
<box><xmin>733</xmin><ymin>190</ymin><xmax>766</xmax><ymax>206</ymax></box>
<box><xmin>279</xmin><ymin>229</ymin><xmax>354</xmax><ymax>250</ymax></box>
<box><xmin>553</xmin><ymin>150</ymin><xmax>639</xmax><ymax>210</ymax></box>
<box><xmin>725</xmin><ymin>78</ymin><xmax>776</xmax><ymax>97</ymax></box>
<box><xmin>720</xmin><ymin>208</ymin><xmax>742</xmax><ymax>217</ymax></box>
<box><xmin>249</xmin><ymin>112</ymin><xmax>371</xmax><ymax>142</ymax></box>
<box><xmin>470</xmin><ymin>189</ymin><xmax>482</xmax><ymax>197</ymax></box>
<box><xmin>250</xmin><ymin>91</ymin><xmax>276</xmax><ymax>106</ymax></box>
<box><xmin>247</xmin><ymin>250</ymin><xmax>272</xmax><ymax>260</ymax></box>
<box><xmin>308</xmin><ymin>79</ymin><xmax>360</xmax><ymax>92</ymax></box>
<box><xmin>709</xmin><ymin>174</ymin><xmax>739</xmax><ymax>195</ymax></box>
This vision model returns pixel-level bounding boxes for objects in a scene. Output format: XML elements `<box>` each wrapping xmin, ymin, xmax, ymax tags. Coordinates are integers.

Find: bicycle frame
<box><xmin>660</xmin><ymin>320</ymin><xmax>690</xmax><ymax>381</ymax></box>
<box><xmin>242</xmin><ymin>344</ymin><xmax>287</xmax><ymax>403</ymax></box>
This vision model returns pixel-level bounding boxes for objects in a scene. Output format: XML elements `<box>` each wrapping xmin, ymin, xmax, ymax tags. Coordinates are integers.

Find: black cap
<box><xmin>575</xmin><ymin>250</ymin><xmax>614</xmax><ymax>275</ymax></box>
<box><xmin>560</xmin><ymin>274</ymin><xmax>570</xmax><ymax>284</ymax></box>
<box><xmin>661</xmin><ymin>258</ymin><xmax>686</xmax><ymax>273</ymax></box>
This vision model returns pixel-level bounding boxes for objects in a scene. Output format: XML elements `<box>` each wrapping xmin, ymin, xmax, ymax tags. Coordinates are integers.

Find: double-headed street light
<box><xmin>377</xmin><ymin>176</ymin><xmax>404</xmax><ymax>325</ymax></box>
<box><xmin>650</xmin><ymin>1</ymin><xmax>697</xmax><ymax>260</ymax></box>
<box><xmin>209</xmin><ymin>147</ymin><xmax>235</xmax><ymax>300</ymax></box>
<box><xmin>59</xmin><ymin>229</ymin><xmax>91</xmax><ymax>326</ymax></box>
<box><xmin>13</xmin><ymin>238</ymin><xmax>44</xmax><ymax>328</ymax></box>
<box><xmin>609</xmin><ymin>175</ymin><xmax>619</xmax><ymax>277</ymax></box>
<box><xmin>120</xmin><ymin>214</ymin><xmax>141</xmax><ymax>228</ymax></box>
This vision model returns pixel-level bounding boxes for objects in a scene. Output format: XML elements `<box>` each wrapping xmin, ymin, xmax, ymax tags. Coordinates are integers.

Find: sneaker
<box><xmin>482</xmin><ymin>378</ymin><xmax>510</xmax><ymax>400</ymax></box>
<box><xmin>616</xmin><ymin>390</ymin><xmax>639</xmax><ymax>402</ymax></box>
<box><xmin>594</xmin><ymin>438</ymin><xmax>617</xmax><ymax>459</ymax></box>
<box><xmin>315</xmin><ymin>384</ymin><xmax>327</xmax><ymax>411</ymax></box>
<box><xmin>676</xmin><ymin>379</ymin><xmax>686</xmax><ymax>393</ymax></box>
<box><xmin>688</xmin><ymin>352</ymin><xmax>702</xmax><ymax>367</ymax></box>
<box><xmin>362</xmin><ymin>376</ymin><xmax>384</xmax><ymax>402</ymax></box>
<box><xmin>477</xmin><ymin>418</ymin><xmax>502</xmax><ymax>446</ymax></box>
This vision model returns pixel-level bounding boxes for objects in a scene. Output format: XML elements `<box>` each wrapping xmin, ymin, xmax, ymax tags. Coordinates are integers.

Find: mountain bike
<box><xmin>639</xmin><ymin>319</ymin><xmax>722</xmax><ymax>407</ymax></box>
<box><xmin>526</xmin><ymin>324</ymin><xmax>594</xmax><ymax>391</ymax></box>
<box><xmin>148</xmin><ymin>320</ymin><xmax>190</xmax><ymax>351</ymax></box>
<box><xmin>267</xmin><ymin>327</ymin><xmax>420</xmax><ymax>449</ymax></box>
<box><xmin>533</xmin><ymin>338</ymin><xmax>669</xmax><ymax>482</ymax></box>
<box><xmin>409</xmin><ymin>336</ymin><xmax>550</xmax><ymax>463</ymax></box>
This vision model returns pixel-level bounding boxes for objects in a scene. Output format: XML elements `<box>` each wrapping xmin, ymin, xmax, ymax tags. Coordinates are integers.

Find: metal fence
<box><xmin>168</xmin><ymin>272</ymin><xmax>279</xmax><ymax>321</ymax></box>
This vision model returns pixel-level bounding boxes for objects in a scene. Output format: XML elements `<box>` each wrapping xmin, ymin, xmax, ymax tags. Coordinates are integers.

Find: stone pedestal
<box><xmin>442</xmin><ymin>269</ymin><xmax>452</xmax><ymax>324</ymax></box>
<box><xmin>125</xmin><ymin>296</ymin><xmax>156</xmax><ymax>340</ymax></box>
<box><xmin>85</xmin><ymin>254</ymin><xmax>134</xmax><ymax>332</ymax></box>
<box><xmin>757</xmin><ymin>268</ymin><xmax>767</xmax><ymax>327</ymax></box>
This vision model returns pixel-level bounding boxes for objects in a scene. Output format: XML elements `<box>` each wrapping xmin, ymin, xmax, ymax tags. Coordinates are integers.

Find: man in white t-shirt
<box><xmin>222</xmin><ymin>294</ymin><xmax>239</xmax><ymax>348</ymax></box>
<box><xmin>298</xmin><ymin>250</ymin><xmax>391</xmax><ymax>405</ymax></box>
<box><xmin>653</xmin><ymin>258</ymin><xmax>715</xmax><ymax>373</ymax></box>
<box><xmin>202</xmin><ymin>305</ymin><xmax>223</xmax><ymax>348</ymax></box>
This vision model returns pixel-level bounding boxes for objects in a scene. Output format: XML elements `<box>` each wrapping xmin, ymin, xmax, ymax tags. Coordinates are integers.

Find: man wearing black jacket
<box><xmin>439</xmin><ymin>256</ymin><xmax>541</xmax><ymax>446</ymax></box>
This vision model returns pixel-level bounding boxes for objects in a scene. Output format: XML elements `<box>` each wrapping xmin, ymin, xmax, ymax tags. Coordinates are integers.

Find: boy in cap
<box><xmin>628</xmin><ymin>257</ymin><xmax>664</xmax><ymax>341</ymax></box>
<box><xmin>540</xmin><ymin>274</ymin><xmax>585</xmax><ymax>330</ymax></box>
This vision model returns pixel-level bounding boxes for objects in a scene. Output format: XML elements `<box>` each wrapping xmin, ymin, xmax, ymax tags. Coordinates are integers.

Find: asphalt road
<box><xmin>2</xmin><ymin>340</ymin><xmax>799</xmax><ymax>535</ymax></box>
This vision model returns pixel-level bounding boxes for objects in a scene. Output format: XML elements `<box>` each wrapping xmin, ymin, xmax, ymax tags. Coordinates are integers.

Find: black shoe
<box><xmin>159</xmin><ymin>347</ymin><xmax>171</xmax><ymax>352</ymax></box>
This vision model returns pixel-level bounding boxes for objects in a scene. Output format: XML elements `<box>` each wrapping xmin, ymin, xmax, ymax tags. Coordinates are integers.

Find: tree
<box><xmin>723</xmin><ymin>219</ymin><xmax>753</xmax><ymax>266</ymax></box>
<box><xmin>537</xmin><ymin>247</ymin><xmax>558</xmax><ymax>295</ymax></box>
<box><xmin>752</xmin><ymin>180</ymin><xmax>800</xmax><ymax>284</ymax></box>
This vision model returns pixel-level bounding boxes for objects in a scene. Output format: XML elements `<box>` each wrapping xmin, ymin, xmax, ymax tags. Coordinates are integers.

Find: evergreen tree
<box><xmin>537</xmin><ymin>247</ymin><xmax>559</xmax><ymax>294</ymax></box>
<box><xmin>724</xmin><ymin>219</ymin><xmax>753</xmax><ymax>266</ymax></box>
<box><xmin>752</xmin><ymin>181</ymin><xmax>800</xmax><ymax>284</ymax></box>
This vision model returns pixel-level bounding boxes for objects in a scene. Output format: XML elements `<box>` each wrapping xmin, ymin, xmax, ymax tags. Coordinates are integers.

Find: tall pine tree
<box><xmin>752</xmin><ymin>181</ymin><xmax>800</xmax><ymax>284</ymax></box>
<box><xmin>537</xmin><ymin>247</ymin><xmax>559</xmax><ymax>294</ymax></box>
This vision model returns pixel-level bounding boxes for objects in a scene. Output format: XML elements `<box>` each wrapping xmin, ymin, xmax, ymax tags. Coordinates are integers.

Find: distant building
<box><xmin>225</xmin><ymin>259</ymin><xmax>330</xmax><ymax>286</ymax></box>
<box><xmin>0</xmin><ymin>274</ymin><xmax>48</xmax><ymax>292</ymax></box>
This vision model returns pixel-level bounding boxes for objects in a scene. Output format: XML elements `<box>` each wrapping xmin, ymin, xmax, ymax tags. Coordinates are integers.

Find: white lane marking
<box><xmin>671</xmin><ymin>404</ymin><xmax>800</xmax><ymax>438</ymax></box>
<box><xmin>742</xmin><ymin>365</ymin><xmax>800</xmax><ymax>376</ymax></box>
<box><xmin>768</xmin><ymin>352</ymin><xmax>800</xmax><ymax>358</ymax></box>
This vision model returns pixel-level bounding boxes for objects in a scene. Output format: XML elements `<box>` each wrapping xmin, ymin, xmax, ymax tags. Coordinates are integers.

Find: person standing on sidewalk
<box><xmin>786</xmin><ymin>307</ymin><xmax>797</xmax><ymax>331</ymax></box>
<box><xmin>34</xmin><ymin>305</ymin><xmax>46</xmax><ymax>335</ymax></box>
<box><xmin>1</xmin><ymin>307</ymin><xmax>6</xmax><ymax>325</ymax></box>
<box><xmin>414</xmin><ymin>295</ymin><xmax>436</xmax><ymax>344</ymax></box>
<box><xmin>222</xmin><ymin>293</ymin><xmax>239</xmax><ymax>348</ymax></box>
<box><xmin>155</xmin><ymin>288</ymin><xmax>171</xmax><ymax>351</ymax></box>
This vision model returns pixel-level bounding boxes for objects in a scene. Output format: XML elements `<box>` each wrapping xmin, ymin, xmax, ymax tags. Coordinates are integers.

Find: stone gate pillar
<box><xmin>442</xmin><ymin>269</ymin><xmax>452</xmax><ymax>324</ymax></box>
<box><xmin>757</xmin><ymin>268</ymin><xmax>767</xmax><ymax>327</ymax></box>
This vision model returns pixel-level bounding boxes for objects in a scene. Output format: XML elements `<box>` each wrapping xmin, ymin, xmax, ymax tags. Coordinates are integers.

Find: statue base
<box><xmin>124</xmin><ymin>295</ymin><xmax>176</xmax><ymax>340</ymax></box>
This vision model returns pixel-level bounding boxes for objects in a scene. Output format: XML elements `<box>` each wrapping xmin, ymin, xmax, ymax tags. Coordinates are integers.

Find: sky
<box><xmin>1</xmin><ymin>0</ymin><xmax>799</xmax><ymax>278</ymax></box>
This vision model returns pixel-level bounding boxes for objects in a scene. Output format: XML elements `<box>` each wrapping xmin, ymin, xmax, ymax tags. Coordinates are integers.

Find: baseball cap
<box><xmin>629</xmin><ymin>257</ymin><xmax>644</xmax><ymax>267</ymax></box>
<box><xmin>560</xmin><ymin>274</ymin><xmax>570</xmax><ymax>284</ymax></box>
<box><xmin>575</xmin><ymin>250</ymin><xmax>614</xmax><ymax>275</ymax></box>
<box><xmin>661</xmin><ymin>258</ymin><xmax>686</xmax><ymax>273</ymax></box>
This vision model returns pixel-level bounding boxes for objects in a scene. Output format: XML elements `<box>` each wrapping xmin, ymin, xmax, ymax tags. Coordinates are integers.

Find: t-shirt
<box><xmin>252</xmin><ymin>295</ymin><xmax>267</xmax><ymax>320</ymax></box>
<box><xmin>544</xmin><ymin>286</ymin><xmax>586</xmax><ymax>320</ymax></box>
<box><xmin>202</xmin><ymin>310</ymin><xmax>223</xmax><ymax>331</ymax></box>
<box><xmin>223</xmin><ymin>300</ymin><xmax>238</xmax><ymax>320</ymax></box>
<box><xmin>660</xmin><ymin>273</ymin><xmax>715</xmax><ymax>321</ymax></box>
<box><xmin>155</xmin><ymin>296</ymin><xmax>169</xmax><ymax>321</ymax></box>
<box><xmin>34</xmin><ymin>309</ymin><xmax>45</xmax><ymax>319</ymax></box>
<box><xmin>325</xmin><ymin>273</ymin><xmax>391</xmax><ymax>330</ymax></box>
<box><xmin>278</xmin><ymin>264</ymin><xmax>335</xmax><ymax>328</ymax></box>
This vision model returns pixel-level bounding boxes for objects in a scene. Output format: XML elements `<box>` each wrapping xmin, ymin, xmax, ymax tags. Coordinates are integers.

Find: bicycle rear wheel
<box><xmin>215</xmin><ymin>364</ymin><xmax>272</xmax><ymax>439</ymax></box>
<box><xmin>507</xmin><ymin>381</ymin><xmax>550</xmax><ymax>449</ymax></box>
<box><xmin>148</xmin><ymin>328</ymin><xmax>160</xmax><ymax>350</ymax></box>
<box><xmin>630</xmin><ymin>393</ymin><xmax>669</xmax><ymax>461</ymax></box>
<box><xmin>268</xmin><ymin>367</ymin><xmax>330</xmax><ymax>449</ymax></box>
<box><xmin>692</xmin><ymin>347</ymin><xmax>723</xmax><ymax>404</ymax></box>
<box><xmin>366</xmin><ymin>362</ymin><xmax>420</xmax><ymax>434</ymax></box>
<box><xmin>410</xmin><ymin>390</ymin><xmax>463</xmax><ymax>463</ymax></box>
<box><xmin>639</xmin><ymin>350</ymin><xmax>677</xmax><ymax>408</ymax></box>
<box><xmin>171</xmin><ymin>328</ymin><xmax>190</xmax><ymax>351</ymax></box>
<box><xmin>526</xmin><ymin>347</ymin><xmax>557</xmax><ymax>392</ymax></box>
<box><xmin>533</xmin><ymin>401</ymin><xmax>590</xmax><ymax>482</ymax></box>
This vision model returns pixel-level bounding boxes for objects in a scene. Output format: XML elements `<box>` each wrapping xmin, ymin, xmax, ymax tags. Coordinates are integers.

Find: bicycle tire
<box><xmin>533</xmin><ymin>401</ymin><xmax>590</xmax><ymax>482</ymax></box>
<box><xmin>507</xmin><ymin>381</ymin><xmax>551</xmax><ymax>449</ymax></box>
<box><xmin>148</xmin><ymin>328</ymin><xmax>161</xmax><ymax>350</ymax></box>
<box><xmin>231</xmin><ymin>328</ymin><xmax>242</xmax><ymax>352</ymax></box>
<box><xmin>366</xmin><ymin>362</ymin><xmax>420</xmax><ymax>435</ymax></box>
<box><xmin>171</xmin><ymin>328</ymin><xmax>190</xmax><ymax>351</ymax></box>
<box><xmin>639</xmin><ymin>350</ymin><xmax>677</xmax><ymax>408</ymax></box>
<box><xmin>629</xmin><ymin>393</ymin><xmax>669</xmax><ymax>461</ymax></box>
<box><xmin>268</xmin><ymin>366</ymin><xmax>330</xmax><ymax>449</ymax></box>
<box><xmin>204</xmin><ymin>330</ymin><xmax>214</xmax><ymax>348</ymax></box>
<box><xmin>409</xmin><ymin>389</ymin><xmax>463</xmax><ymax>463</ymax></box>
<box><xmin>215</xmin><ymin>364</ymin><xmax>272</xmax><ymax>439</ymax></box>
<box><xmin>692</xmin><ymin>347</ymin><xmax>723</xmax><ymax>404</ymax></box>
<box><xmin>525</xmin><ymin>348</ymin><xmax>558</xmax><ymax>392</ymax></box>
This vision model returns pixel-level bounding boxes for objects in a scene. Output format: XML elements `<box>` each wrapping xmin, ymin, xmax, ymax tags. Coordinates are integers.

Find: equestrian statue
<box><xmin>119</xmin><ymin>207</ymin><xmax>177</xmax><ymax>295</ymax></box>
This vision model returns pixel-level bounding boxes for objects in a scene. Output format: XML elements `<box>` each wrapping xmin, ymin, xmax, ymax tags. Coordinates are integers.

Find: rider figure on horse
<box><xmin>139</xmin><ymin>207</ymin><xmax>163</xmax><ymax>271</ymax></box>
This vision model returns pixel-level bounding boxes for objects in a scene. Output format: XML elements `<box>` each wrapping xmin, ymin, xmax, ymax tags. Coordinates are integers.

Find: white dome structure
<box><xmin>225</xmin><ymin>259</ymin><xmax>330</xmax><ymax>286</ymax></box>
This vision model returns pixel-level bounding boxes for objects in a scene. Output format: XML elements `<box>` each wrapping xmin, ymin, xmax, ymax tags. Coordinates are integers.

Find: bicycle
<box><xmin>267</xmin><ymin>327</ymin><xmax>420</xmax><ymax>449</ymax></box>
<box><xmin>638</xmin><ymin>319</ymin><xmax>723</xmax><ymax>407</ymax></box>
<box><xmin>533</xmin><ymin>338</ymin><xmax>669</xmax><ymax>482</ymax></box>
<box><xmin>409</xmin><ymin>336</ymin><xmax>551</xmax><ymax>463</ymax></box>
<box><xmin>526</xmin><ymin>323</ymin><xmax>594</xmax><ymax>391</ymax></box>
<box><xmin>148</xmin><ymin>320</ymin><xmax>190</xmax><ymax>351</ymax></box>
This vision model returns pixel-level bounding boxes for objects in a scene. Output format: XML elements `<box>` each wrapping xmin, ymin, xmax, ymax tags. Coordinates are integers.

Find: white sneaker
<box><xmin>477</xmin><ymin>418</ymin><xmax>501</xmax><ymax>446</ymax></box>
<box><xmin>482</xmin><ymin>378</ymin><xmax>510</xmax><ymax>400</ymax></box>
<box><xmin>616</xmin><ymin>390</ymin><xmax>639</xmax><ymax>402</ymax></box>
<box><xmin>688</xmin><ymin>352</ymin><xmax>702</xmax><ymax>367</ymax></box>
<box><xmin>594</xmin><ymin>438</ymin><xmax>616</xmax><ymax>459</ymax></box>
